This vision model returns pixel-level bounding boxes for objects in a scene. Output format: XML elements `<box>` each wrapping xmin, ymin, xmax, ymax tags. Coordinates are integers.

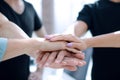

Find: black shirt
<box><xmin>0</xmin><ymin>0</ymin><xmax>42</xmax><ymax>80</ymax></box>
<box><xmin>77</xmin><ymin>0</ymin><xmax>120</xmax><ymax>80</ymax></box>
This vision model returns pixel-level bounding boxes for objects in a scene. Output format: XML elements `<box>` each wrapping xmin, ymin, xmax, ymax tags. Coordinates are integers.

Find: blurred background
<box><xmin>25</xmin><ymin>0</ymin><xmax>96</xmax><ymax>80</ymax></box>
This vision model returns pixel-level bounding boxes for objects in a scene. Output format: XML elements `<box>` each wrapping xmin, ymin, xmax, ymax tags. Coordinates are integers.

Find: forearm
<box><xmin>0</xmin><ymin>21</ymin><xmax>29</xmax><ymax>39</ymax></box>
<box><xmin>2</xmin><ymin>38</ymin><xmax>43</xmax><ymax>61</ymax></box>
<box><xmin>35</xmin><ymin>27</ymin><xmax>47</xmax><ymax>37</ymax></box>
<box><xmin>64</xmin><ymin>21</ymin><xmax>88</xmax><ymax>37</ymax></box>
<box><xmin>0</xmin><ymin>13</ymin><xmax>29</xmax><ymax>39</ymax></box>
<box><xmin>2</xmin><ymin>38</ymin><xmax>67</xmax><ymax>61</ymax></box>
<box><xmin>83</xmin><ymin>31</ymin><xmax>120</xmax><ymax>48</ymax></box>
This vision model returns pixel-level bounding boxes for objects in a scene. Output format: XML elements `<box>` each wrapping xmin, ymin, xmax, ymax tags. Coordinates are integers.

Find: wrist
<box><xmin>82</xmin><ymin>38</ymin><xmax>92</xmax><ymax>49</ymax></box>
<box><xmin>25</xmin><ymin>38</ymin><xmax>44</xmax><ymax>56</ymax></box>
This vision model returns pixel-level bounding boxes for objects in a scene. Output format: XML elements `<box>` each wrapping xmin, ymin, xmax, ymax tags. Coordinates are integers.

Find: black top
<box><xmin>0</xmin><ymin>0</ymin><xmax>42</xmax><ymax>80</ymax></box>
<box><xmin>77</xmin><ymin>0</ymin><xmax>120</xmax><ymax>80</ymax></box>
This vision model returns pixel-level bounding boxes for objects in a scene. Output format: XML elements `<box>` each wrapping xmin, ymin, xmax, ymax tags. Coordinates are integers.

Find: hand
<box><xmin>45</xmin><ymin>34</ymin><xmax>88</xmax><ymax>51</ymax></box>
<box><xmin>27</xmin><ymin>38</ymin><xmax>67</xmax><ymax>58</ymax></box>
<box><xmin>31</xmin><ymin>38</ymin><xmax>84</xmax><ymax>56</ymax></box>
<box><xmin>36</xmin><ymin>50</ymin><xmax>86</xmax><ymax>71</ymax></box>
<box><xmin>45</xmin><ymin>34</ymin><xmax>80</xmax><ymax>42</ymax></box>
<box><xmin>37</xmin><ymin>39</ymin><xmax>67</xmax><ymax>51</ymax></box>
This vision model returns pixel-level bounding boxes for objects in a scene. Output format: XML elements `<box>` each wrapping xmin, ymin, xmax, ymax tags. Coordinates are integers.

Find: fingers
<box><xmin>36</xmin><ymin>51</ymin><xmax>86</xmax><ymax>71</ymax></box>
<box><xmin>66</xmin><ymin>42</ymin><xmax>87</xmax><ymax>51</ymax></box>
<box><xmin>48</xmin><ymin>63</ymin><xmax>77</xmax><ymax>71</ymax></box>
<box><xmin>54</xmin><ymin>50</ymin><xmax>69</xmax><ymax>63</ymax></box>
<box><xmin>45</xmin><ymin>34</ymin><xmax>87</xmax><ymax>51</ymax></box>
<box><xmin>37</xmin><ymin>52</ymin><xmax>50</xmax><ymax>68</ymax></box>
<box><xmin>66</xmin><ymin>47</ymin><xmax>82</xmax><ymax>54</ymax></box>
<box><xmin>44</xmin><ymin>51</ymin><xmax>58</xmax><ymax>66</ymax></box>
<box><xmin>42</xmin><ymin>50</ymin><xmax>70</xmax><ymax>66</ymax></box>
<box><xmin>36</xmin><ymin>49</ymin><xmax>85</xmax><ymax>67</ymax></box>
<box><xmin>71</xmin><ymin>52</ymin><xmax>85</xmax><ymax>59</ymax></box>
<box><xmin>61</xmin><ymin>57</ymin><xmax>86</xmax><ymax>67</ymax></box>
<box><xmin>54</xmin><ymin>50</ymin><xmax>85</xmax><ymax>62</ymax></box>
<box><xmin>64</xmin><ymin>66</ymin><xmax>77</xmax><ymax>71</ymax></box>
<box><xmin>45</xmin><ymin>34</ymin><xmax>80</xmax><ymax>42</ymax></box>
<box><xmin>36</xmin><ymin>52</ymin><xmax>45</xmax><ymax>63</ymax></box>
<box><xmin>67</xmin><ymin>42</ymin><xmax>81</xmax><ymax>50</ymax></box>
<box><xmin>45</xmin><ymin>34</ymin><xmax>59</xmax><ymax>40</ymax></box>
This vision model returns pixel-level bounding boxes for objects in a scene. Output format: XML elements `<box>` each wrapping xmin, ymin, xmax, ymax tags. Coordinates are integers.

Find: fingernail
<box><xmin>44</xmin><ymin>35</ymin><xmax>51</xmax><ymax>40</ymax></box>
<box><xmin>79</xmin><ymin>62</ymin><xmax>83</xmax><ymax>65</ymax></box>
<box><xmin>66</xmin><ymin>43</ymin><xmax>72</xmax><ymax>47</ymax></box>
<box><xmin>83</xmin><ymin>61</ymin><xmax>86</xmax><ymax>65</ymax></box>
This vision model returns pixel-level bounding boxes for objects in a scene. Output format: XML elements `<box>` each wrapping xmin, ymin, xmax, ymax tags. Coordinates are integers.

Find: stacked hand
<box><xmin>29</xmin><ymin>34</ymin><xmax>87</xmax><ymax>71</ymax></box>
<box><xmin>46</xmin><ymin>34</ymin><xmax>88</xmax><ymax>51</ymax></box>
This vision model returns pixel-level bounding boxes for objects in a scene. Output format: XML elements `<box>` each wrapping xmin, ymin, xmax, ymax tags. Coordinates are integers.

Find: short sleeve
<box><xmin>34</xmin><ymin>11</ymin><xmax>42</xmax><ymax>31</ymax></box>
<box><xmin>77</xmin><ymin>5</ymin><xmax>92</xmax><ymax>29</ymax></box>
<box><xmin>0</xmin><ymin>38</ymin><xmax>8</xmax><ymax>62</ymax></box>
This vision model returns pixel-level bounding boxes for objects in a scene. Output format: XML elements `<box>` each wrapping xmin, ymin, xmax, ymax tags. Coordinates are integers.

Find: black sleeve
<box><xmin>34</xmin><ymin>10</ymin><xmax>42</xmax><ymax>31</ymax></box>
<box><xmin>77</xmin><ymin>5</ymin><xmax>92</xmax><ymax>30</ymax></box>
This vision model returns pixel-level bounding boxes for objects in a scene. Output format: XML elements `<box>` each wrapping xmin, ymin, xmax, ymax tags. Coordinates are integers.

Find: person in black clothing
<box><xmin>44</xmin><ymin>0</ymin><xmax>120</xmax><ymax>80</ymax></box>
<box><xmin>0</xmin><ymin>11</ymin><xmax>86</xmax><ymax>80</ymax></box>
<box><xmin>76</xmin><ymin>0</ymin><xmax>120</xmax><ymax>80</ymax></box>
<box><xmin>0</xmin><ymin>0</ymin><xmax>46</xmax><ymax>80</ymax></box>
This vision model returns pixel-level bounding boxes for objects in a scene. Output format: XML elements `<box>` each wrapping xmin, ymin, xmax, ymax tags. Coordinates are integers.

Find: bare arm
<box><xmin>47</xmin><ymin>31</ymin><xmax>120</xmax><ymax>53</ymax></box>
<box><xmin>0</xmin><ymin>13</ymin><xmax>29</xmax><ymax>39</ymax></box>
<box><xmin>0</xmin><ymin>13</ymin><xmax>29</xmax><ymax>61</ymax></box>
<box><xmin>64</xmin><ymin>21</ymin><xmax>88</xmax><ymax>37</ymax></box>
<box><xmin>0</xmin><ymin>13</ymin><xmax>67</xmax><ymax>61</ymax></box>
<box><xmin>2</xmin><ymin>38</ymin><xmax>67</xmax><ymax>61</ymax></box>
<box><xmin>3</xmin><ymin>39</ymin><xmax>35</xmax><ymax>61</ymax></box>
<box><xmin>84</xmin><ymin>31</ymin><xmax>120</xmax><ymax>48</ymax></box>
<box><xmin>35</xmin><ymin>26</ymin><xmax>47</xmax><ymax>37</ymax></box>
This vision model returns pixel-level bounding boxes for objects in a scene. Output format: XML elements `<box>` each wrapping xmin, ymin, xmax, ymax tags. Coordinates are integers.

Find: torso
<box><xmin>4</xmin><ymin>0</ymin><xmax>25</xmax><ymax>14</ymax></box>
<box><xmin>0</xmin><ymin>0</ymin><xmax>37</xmax><ymax>36</ymax></box>
<box><xmin>90</xmin><ymin>1</ymin><xmax>120</xmax><ymax>80</ymax></box>
<box><xmin>78</xmin><ymin>0</ymin><xmax>120</xmax><ymax>80</ymax></box>
<box><xmin>0</xmin><ymin>0</ymin><xmax>41</xmax><ymax>80</ymax></box>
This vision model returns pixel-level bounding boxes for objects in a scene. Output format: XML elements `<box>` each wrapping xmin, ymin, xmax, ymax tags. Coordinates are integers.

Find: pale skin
<box><xmin>46</xmin><ymin>31</ymin><xmax>120</xmax><ymax>51</ymax></box>
<box><xmin>5</xmin><ymin>0</ymin><xmax>86</xmax><ymax>70</ymax></box>
<box><xmin>0</xmin><ymin>12</ymin><xmax>86</xmax><ymax>71</ymax></box>
<box><xmin>4</xmin><ymin>0</ymin><xmax>85</xmax><ymax>64</ymax></box>
<box><xmin>43</xmin><ymin>0</ymin><xmax>120</xmax><ymax>68</ymax></box>
<box><xmin>3</xmin><ymin>38</ymin><xmax>68</xmax><ymax>61</ymax></box>
<box><xmin>38</xmin><ymin>19</ymin><xmax>88</xmax><ymax>68</ymax></box>
<box><xmin>39</xmin><ymin>19</ymin><xmax>89</xmax><ymax>68</ymax></box>
<box><xmin>0</xmin><ymin>12</ymin><xmax>67</xmax><ymax>61</ymax></box>
<box><xmin>2</xmin><ymin>37</ymin><xmax>86</xmax><ymax>70</ymax></box>
<box><xmin>83</xmin><ymin>31</ymin><xmax>120</xmax><ymax>48</ymax></box>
